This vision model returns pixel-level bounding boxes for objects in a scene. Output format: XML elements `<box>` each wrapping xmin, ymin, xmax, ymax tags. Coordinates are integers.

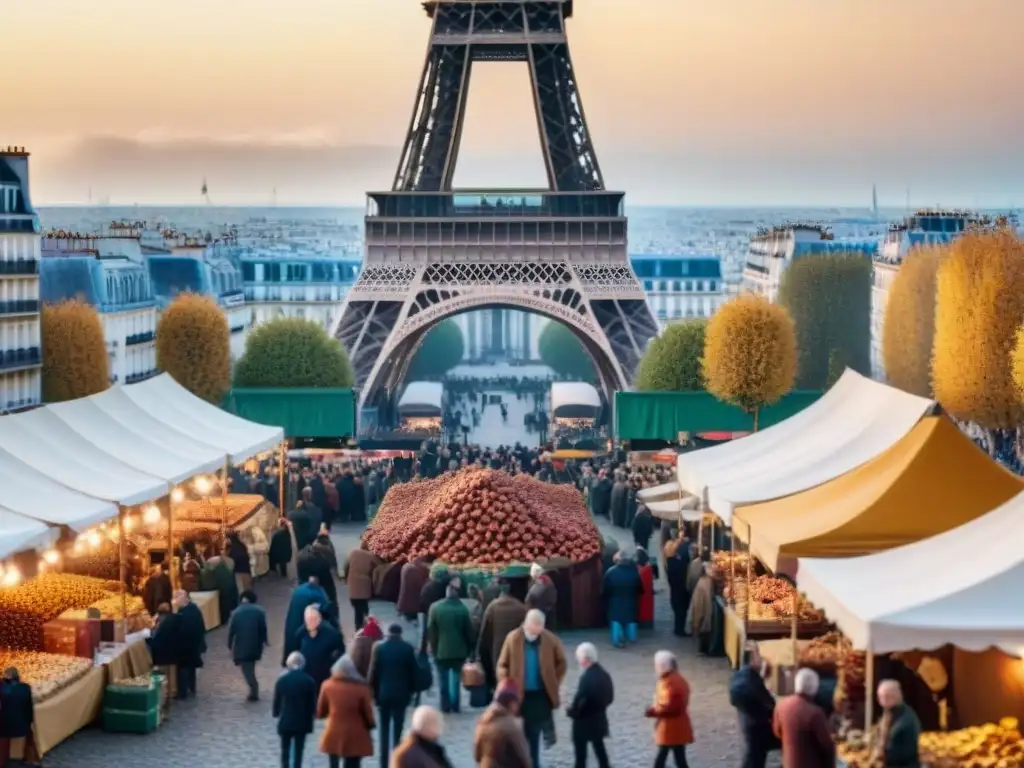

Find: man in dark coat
<box><xmin>143</xmin><ymin>563</ymin><xmax>172</xmax><ymax>616</ymax></box>
<box><xmin>730</xmin><ymin>643</ymin><xmax>778</xmax><ymax>768</ymax></box>
<box><xmin>0</xmin><ymin>667</ymin><xmax>35</xmax><ymax>764</ymax></box>
<box><xmin>227</xmin><ymin>590</ymin><xmax>268</xmax><ymax>701</ymax></box>
<box><xmin>368</xmin><ymin>623</ymin><xmax>421</xmax><ymax>768</ymax></box>
<box><xmin>294</xmin><ymin>605</ymin><xmax>345</xmax><ymax>692</ymax></box>
<box><xmin>174</xmin><ymin>590</ymin><xmax>207</xmax><ymax>699</ymax></box>
<box><xmin>269</xmin><ymin>518</ymin><xmax>293</xmax><ymax>578</ymax></box>
<box><xmin>631</xmin><ymin>504</ymin><xmax>654</xmax><ymax>553</ymax></box>
<box><xmin>609</xmin><ymin>470</ymin><xmax>629</xmax><ymax>528</ymax></box>
<box><xmin>282</xmin><ymin>577</ymin><xmax>329</xmax><ymax>665</ymax></box>
<box><xmin>288</xmin><ymin>487</ymin><xmax>320</xmax><ymax>550</ymax></box>
<box><xmin>601</xmin><ymin>552</ymin><xmax>643</xmax><ymax>648</ymax></box>
<box><xmin>418</xmin><ymin>564</ymin><xmax>451</xmax><ymax>632</ymax></box>
<box><xmin>296</xmin><ymin>542</ymin><xmax>337</xmax><ymax>608</ymax></box>
<box><xmin>148</xmin><ymin>604</ymin><xmax>181</xmax><ymax>669</ymax></box>
<box><xmin>591</xmin><ymin>471</ymin><xmax>612</xmax><ymax>519</ymax></box>
<box><xmin>274</xmin><ymin>651</ymin><xmax>318</xmax><ymax>768</ymax></box>
<box><xmin>664</xmin><ymin>537</ymin><xmax>690</xmax><ymax>637</ymax></box>
<box><xmin>566</xmin><ymin>642</ymin><xmax>614</xmax><ymax>768</ymax></box>
<box><xmin>476</xmin><ymin>584</ymin><xmax>527</xmax><ymax>694</ymax></box>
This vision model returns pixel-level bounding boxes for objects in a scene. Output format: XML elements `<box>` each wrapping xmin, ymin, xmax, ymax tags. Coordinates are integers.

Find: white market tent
<box><xmin>47</xmin><ymin>392</ymin><xmax>225</xmax><ymax>484</ymax></box>
<box><xmin>398</xmin><ymin>381</ymin><xmax>444</xmax><ymax>417</ymax></box>
<box><xmin>120</xmin><ymin>374</ymin><xmax>283</xmax><ymax>463</ymax></box>
<box><xmin>0</xmin><ymin>508</ymin><xmax>59</xmax><ymax>561</ymax></box>
<box><xmin>551</xmin><ymin>382</ymin><xmax>601</xmax><ymax>419</ymax></box>
<box><xmin>796</xmin><ymin>491</ymin><xmax>1024</xmax><ymax>655</ymax></box>
<box><xmin>677</xmin><ymin>370</ymin><xmax>935</xmax><ymax>523</ymax></box>
<box><xmin>638</xmin><ymin>481</ymin><xmax>681</xmax><ymax>502</ymax></box>
<box><xmin>0</xmin><ymin>408</ymin><xmax>168</xmax><ymax>507</ymax></box>
<box><xmin>0</xmin><ymin>446</ymin><xmax>118</xmax><ymax>531</ymax></box>
<box><xmin>647</xmin><ymin>495</ymin><xmax>702</xmax><ymax>523</ymax></box>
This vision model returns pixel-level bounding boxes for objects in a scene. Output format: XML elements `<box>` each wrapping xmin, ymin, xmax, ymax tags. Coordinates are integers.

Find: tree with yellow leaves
<box><xmin>702</xmin><ymin>293</ymin><xmax>797</xmax><ymax>430</ymax></box>
<box><xmin>156</xmin><ymin>292</ymin><xmax>231</xmax><ymax>403</ymax></box>
<box><xmin>882</xmin><ymin>245</ymin><xmax>945</xmax><ymax>397</ymax></box>
<box><xmin>42</xmin><ymin>299</ymin><xmax>110</xmax><ymax>402</ymax></box>
<box><xmin>932</xmin><ymin>229</ymin><xmax>1024</xmax><ymax>430</ymax></box>
<box><xmin>1012</xmin><ymin>327</ymin><xmax>1024</xmax><ymax>404</ymax></box>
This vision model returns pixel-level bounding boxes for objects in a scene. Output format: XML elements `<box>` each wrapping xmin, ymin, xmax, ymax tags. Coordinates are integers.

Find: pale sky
<box><xmin>7</xmin><ymin>0</ymin><xmax>1024</xmax><ymax>206</ymax></box>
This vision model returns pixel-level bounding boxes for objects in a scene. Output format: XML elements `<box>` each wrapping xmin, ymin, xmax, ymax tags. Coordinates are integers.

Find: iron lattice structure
<box><xmin>333</xmin><ymin>0</ymin><xmax>658</xmax><ymax>410</ymax></box>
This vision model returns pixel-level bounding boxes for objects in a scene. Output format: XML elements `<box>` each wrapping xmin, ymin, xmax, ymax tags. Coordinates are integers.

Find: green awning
<box><xmin>614</xmin><ymin>390</ymin><xmax>822</xmax><ymax>441</ymax></box>
<box><xmin>223</xmin><ymin>388</ymin><xmax>357</xmax><ymax>439</ymax></box>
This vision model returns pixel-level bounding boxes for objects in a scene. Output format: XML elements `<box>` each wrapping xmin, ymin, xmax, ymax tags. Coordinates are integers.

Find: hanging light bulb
<box><xmin>42</xmin><ymin>549</ymin><xmax>60</xmax><ymax>565</ymax></box>
<box><xmin>143</xmin><ymin>505</ymin><xmax>162</xmax><ymax>525</ymax></box>
<box><xmin>171</xmin><ymin>487</ymin><xmax>185</xmax><ymax>503</ymax></box>
<box><xmin>1</xmin><ymin>566</ymin><xmax>22</xmax><ymax>587</ymax></box>
<box><xmin>87</xmin><ymin>530</ymin><xmax>102</xmax><ymax>548</ymax></box>
<box><xmin>108</xmin><ymin>527</ymin><xmax>120</xmax><ymax>541</ymax></box>
<box><xmin>123</xmin><ymin>516</ymin><xmax>135</xmax><ymax>533</ymax></box>
<box><xmin>194</xmin><ymin>476</ymin><xmax>211</xmax><ymax>495</ymax></box>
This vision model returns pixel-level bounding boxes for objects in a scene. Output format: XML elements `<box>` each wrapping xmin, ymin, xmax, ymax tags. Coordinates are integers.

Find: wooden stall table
<box><xmin>97</xmin><ymin>639</ymin><xmax>154</xmax><ymax>682</ymax></box>
<box><xmin>191</xmin><ymin>590</ymin><xmax>222</xmax><ymax>630</ymax></box>
<box><xmin>11</xmin><ymin>666</ymin><xmax>106</xmax><ymax>759</ymax></box>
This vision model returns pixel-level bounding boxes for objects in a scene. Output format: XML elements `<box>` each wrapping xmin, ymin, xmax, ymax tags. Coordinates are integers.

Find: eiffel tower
<box><xmin>332</xmin><ymin>0</ymin><xmax>658</xmax><ymax>411</ymax></box>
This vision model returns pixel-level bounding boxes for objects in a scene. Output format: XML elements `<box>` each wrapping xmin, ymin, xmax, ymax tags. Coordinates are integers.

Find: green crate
<box><xmin>104</xmin><ymin>683</ymin><xmax>159</xmax><ymax>712</ymax></box>
<box><xmin>102</xmin><ymin>705</ymin><xmax>159</xmax><ymax>734</ymax></box>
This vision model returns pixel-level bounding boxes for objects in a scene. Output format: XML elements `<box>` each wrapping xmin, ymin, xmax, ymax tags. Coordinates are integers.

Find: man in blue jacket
<box><xmin>601</xmin><ymin>551</ymin><xmax>643</xmax><ymax>648</ymax></box>
<box><xmin>368</xmin><ymin>623</ymin><xmax>421</xmax><ymax>767</ymax></box>
<box><xmin>282</xmin><ymin>576</ymin><xmax>329</xmax><ymax>665</ymax></box>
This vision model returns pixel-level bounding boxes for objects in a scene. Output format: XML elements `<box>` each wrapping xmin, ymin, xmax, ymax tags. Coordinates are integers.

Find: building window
<box><xmin>672</xmin><ymin>280</ymin><xmax>681</xmax><ymax>292</ymax></box>
<box><xmin>684</xmin><ymin>281</ymin><xmax>692</xmax><ymax>292</ymax></box>
<box><xmin>709</xmin><ymin>280</ymin><xmax>717</xmax><ymax>292</ymax></box>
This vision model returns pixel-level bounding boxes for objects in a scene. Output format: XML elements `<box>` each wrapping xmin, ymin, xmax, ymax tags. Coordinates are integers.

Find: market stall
<box><xmin>677</xmin><ymin>370</ymin><xmax>935</xmax><ymax>523</ymax></box>
<box><xmin>362</xmin><ymin>467</ymin><xmax>606</xmax><ymax>628</ymax></box>
<box><xmin>733</xmin><ymin>417</ymin><xmax>1023</xmax><ymax>573</ymax></box>
<box><xmin>0</xmin><ymin>508</ymin><xmax>58</xmax><ymax>562</ymax></box>
<box><xmin>796</xmin><ymin>490</ymin><xmax>1024</xmax><ymax>765</ymax></box>
<box><xmin>396</xmin><ymin>381</ymin><xmax>443</xmax><ymax>437</ymax></box>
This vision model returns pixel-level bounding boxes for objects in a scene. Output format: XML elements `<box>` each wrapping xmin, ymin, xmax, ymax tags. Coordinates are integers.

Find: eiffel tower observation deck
<box><xmin>333</xmin><ymin>0</ymin><xmax>659</xmax><ymax>412</ymax></box>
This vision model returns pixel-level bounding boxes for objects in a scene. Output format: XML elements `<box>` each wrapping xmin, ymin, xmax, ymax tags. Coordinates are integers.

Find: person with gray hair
<box><xmin>877</xmin><ymin>679</ymin><xmax>921</xmax><ymax>768</ymax></box>
<box><xmin>391</xmin><ymin>705</ymin><xmax>453</xmax><ymax>768</ymax></box>
<box><xmin>525</xmin><ymin>563</ymin><xmax>558</xmax><ymax>630</ymax></box>
<box><xmin>295</xmin><ymin>603</ymin><xmax>345</xmax><ymax>694</ymax></box>
<box><xmin>317</xmin><ymin>654</ymin><xmax>375</xmax><ymax>767</ymax></box>
<box><xmin>645</xmin><ymin>651</ymin><xmax>694</xmax><ymax>767</ymax></box>
<box><xmin>497</xmin><ymin>608</ymin><xmax>568</xmax><ymax>768</ymax></box>
<box><xmin>567</xmin><ymin>643</ymin><xmax>614</xmax><ymax>768</ymax></box>
<box><xmin>273</xmin><ymin>652</ymin><xmax>317</xmax><ymax>768</ymax></box>
<box><xmin>771</xmin><ymin>667</ymin><xmax>834</xmax><ymax>768</ymax></box>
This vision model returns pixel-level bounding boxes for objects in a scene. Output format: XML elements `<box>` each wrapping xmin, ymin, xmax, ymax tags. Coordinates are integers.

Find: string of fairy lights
<box><xmin>0</xmin><ymin>472</ymin><xmax>222</xmax><ymax>588</ymax></box>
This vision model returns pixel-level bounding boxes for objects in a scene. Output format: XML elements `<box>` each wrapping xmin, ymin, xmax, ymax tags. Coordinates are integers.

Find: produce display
<box><xmin>0</xmin><ymin>574</ymin><xmax>128</xmax><ymax>651</ymax></box>
<box><xmin>839</xmin><ymin>718</ymin><xmax>1023</xmax><ymax>767</ymax></box>
<box><xmin>835</xmin><ymin>647</ymin><xmax>868</xmax><ymax>724</ymax></box>
<box><xmin>363</xmin><ymin>468</ymin><xmax>602</xmax><ymax>565</ymax></box>
<box><xmin>712</xmin><ymin>551</ymin><xmax>752</xmax><ymax>579</ymax></box>
<box><xmin>798</xmin><ymin>630</ymin><xmax>847</xmax><ymax>674</ymax></box>
<box><xmin>62</xmin><ymin>539</ymin><xmax>141</xmax><ymax>583</ymax></box>
<box><xmin>116</xmin><ymin>675</ymin><xmax>157</xmax><ymax>688</ymax></box>
<box><xmin>724</xmin><ymin>575</ymin><xmax>825</xmax><ymax>622</ymax></box>
<box><xmin>0</xmin><ymin>649</ymin><xmax>93</xmax><ymax>702</ymax></box>
<box><xmin>59</xmin><ymin>595</ymin><xmax>154</xmax><ymax>633</ymax></box>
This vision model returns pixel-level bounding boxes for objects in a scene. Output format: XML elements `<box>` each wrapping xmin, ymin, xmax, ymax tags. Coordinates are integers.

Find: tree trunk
<box><xmin>752</xmin><ymin>407</ymin><xmax>760</xmax><ymax>432</ymax></box>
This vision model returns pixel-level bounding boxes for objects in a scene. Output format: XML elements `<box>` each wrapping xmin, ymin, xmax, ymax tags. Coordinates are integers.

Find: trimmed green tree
<box><xmin>538</xmin><ymin>321</ymin><xmax>595</xmax><ymax>381</ymax></box>
<box><xmin>234</xmin><ymin>317</ymin><xmax>354</xmax><ymax>388</ymax></box>
<box><xmin>778</xmin><ymin>252</ymin><xmax>872</xmax><ymax>389</ymax></box>
<box><xmin>635</xmin><ymin>319</ymin><xmax>707</xmax><ymax>391</ymax></box>
<box><xmin>407</xmin><ymin>319</ymin><xmax>465</xmax><ymax>379</ymax></box>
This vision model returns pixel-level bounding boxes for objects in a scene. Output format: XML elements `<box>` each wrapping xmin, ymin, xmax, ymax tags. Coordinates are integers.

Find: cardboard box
<box><xmin>42</xmin><ymin>618</ymin><xmax>100</xmax><ymax>659</ymax></box>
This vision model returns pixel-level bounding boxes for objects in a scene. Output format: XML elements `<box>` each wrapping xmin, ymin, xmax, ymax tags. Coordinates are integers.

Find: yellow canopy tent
<box><xmin>733</xmin><ymin>416</ymin><xmax>1024</xmax><ymax>574</ymax></box>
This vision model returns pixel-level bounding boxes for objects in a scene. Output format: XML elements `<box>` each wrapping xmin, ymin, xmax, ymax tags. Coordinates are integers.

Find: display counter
<box><xmin>722</xmin><ymin>601</ymin><xmax>828</xmax><ymax>669</ymax></box>
<box><xmin>192</xmin><ymin>590</ymin><xmax>221</xmax><ymax>630</ymax></box>
<box><xmin>99</xmin><ymin>638</ymin><xmax>153</xmax><ymax>683</ymax></box>
<box><xmin>11</xmin><ymin>665</ymin><xmax>106</xmax><ymax>759</ymax></box>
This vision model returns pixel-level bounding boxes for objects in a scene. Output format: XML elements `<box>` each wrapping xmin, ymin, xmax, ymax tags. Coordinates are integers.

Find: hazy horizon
<box><xmin>8</xmin><ymin>0</ymin><xmax>1024</xmax><ymax>207</ymax></box>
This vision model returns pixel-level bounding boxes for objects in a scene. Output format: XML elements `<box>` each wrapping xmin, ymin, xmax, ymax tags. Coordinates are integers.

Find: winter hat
<box><xmin>360</xmin><ymin>616</ymin><xmax>384</xmax><ymax>641</ymax></box>
<box><xmin>494</xmin><ymin>679</ymin><xmax>520</xmax><ymax>707</ymax></box>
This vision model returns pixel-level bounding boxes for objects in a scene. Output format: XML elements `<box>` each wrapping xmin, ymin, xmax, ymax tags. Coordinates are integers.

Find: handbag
<box><xmin>415</xmin><ymin>649</ymin><xmax>433</xmax><ymax>693</ymax></box>
<box><xmin>461</xmin><ymin>660</ymin><xmax>485</xmax><ymax>689</ymax></box>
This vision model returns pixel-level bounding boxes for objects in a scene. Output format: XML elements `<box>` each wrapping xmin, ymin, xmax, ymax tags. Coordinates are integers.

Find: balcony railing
<box><xmin>367</xmin><ymin>191</ymin><xmax>626</xmax><ymax>219</ymax></box>
<box><xmin>125</xmin><ymin>330</ymin><xmax>155</xmax><ymax>346</ymax></box>
<box><xmin>125</xmin><ymin>368</ymin><xmax>159</xmax><ymax>384</ymax></box>
<box><xmin>0</xmin><ymin>299</ymin><xmax>40</xmax><ymax>315</ymax></box>
<box><xmin>0</xmin><ymin>346</ymin><xmax>41</xmax><ymax>370</ymax></box>
<box><xmin>0</xmin><ymin>258</ymin><xmax>40</xmax><ymax>276</ymax></box>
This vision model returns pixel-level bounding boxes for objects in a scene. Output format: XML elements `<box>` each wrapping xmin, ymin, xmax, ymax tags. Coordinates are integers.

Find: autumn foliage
<box><xmin>156</xmin><ymin>293</ymin><xmax>231</xmax><ymax>404</ymax></box>
<box><xmin>41</xmin><ymin>299</ymin><xmax>110</xmax><ymax>402</ymax></box>
<box><xmin>702</xmin><ymin>294</ymin><xmax>797</xmax><ymax>428</ymax></box>
<box><xmin>882</xmin><ymin>246</ymin><xmax>944</xmax><ymax>397</ymax></box>
<box><xmin>932</xmin><ymin>229</ymin><xmax>1024</xmax><ymax>429</ymax></box>
<box><xmin>635</xmin><ymin>319</ymin><xmax>707</xmax><ymax>391</ymax></box>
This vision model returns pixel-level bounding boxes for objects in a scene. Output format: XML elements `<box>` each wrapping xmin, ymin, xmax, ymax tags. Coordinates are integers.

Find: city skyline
<box><xmin>7</xmin><ymin>0</ymin><xmax>1024</xmax><ymax>206</ymax></box>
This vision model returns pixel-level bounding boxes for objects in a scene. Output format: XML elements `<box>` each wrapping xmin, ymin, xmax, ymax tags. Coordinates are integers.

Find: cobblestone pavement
<box><xmin>46</xmin><ymin>518</ymin><xmax>748</xmax><ymax>767</ymax></box>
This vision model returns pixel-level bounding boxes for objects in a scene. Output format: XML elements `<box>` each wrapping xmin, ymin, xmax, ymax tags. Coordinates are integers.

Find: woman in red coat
<box><xmin>636</xmin><ymin>548</ymin><xmax>655</xmax><ymax>630</ymax></box>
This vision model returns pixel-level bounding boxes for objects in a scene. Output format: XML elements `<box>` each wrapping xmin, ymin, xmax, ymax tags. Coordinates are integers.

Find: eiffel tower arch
<box><xmin>332</xmin><ymin>0</ymin><xmax>659</xmax><ymax>412</ymax></box>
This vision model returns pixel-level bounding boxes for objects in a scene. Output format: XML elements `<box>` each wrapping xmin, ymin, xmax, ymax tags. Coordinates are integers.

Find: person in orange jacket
<box><xmin>644</xmin><ymin>650</ymin><xmax>694</xmax><ymax>768</ymax></box>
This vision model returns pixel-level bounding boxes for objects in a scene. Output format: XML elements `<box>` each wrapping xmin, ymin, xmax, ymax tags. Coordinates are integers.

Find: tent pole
<box><xmin>865</xmin><ymin>649</ymin><xmax>875</xmax><ymax>742</ymax></box>
<box><xmin>167</xmin><ymin>483</ymin><xmax>176</xmax><ymax>593</ymax></box>
<box><xmin>118</xmin><ymin>505</ymin><xmax>127</xmax><ymax>639</ymax></box>
<box><xmin>729</xmin><ymin>527</ymin><xmax>736</xmax><ymax>606</ymax></box>
<box><xmin>790</xmin><ymin>588</ymin><xmax>799</xmax><ymax>690</ymax></box>
<box><xmin>278</xmin><ymin>441</ymin><xmax>287</xmax><ymax>515</ymax></box>
<box><xmin>221</xmin><ymin>457</ymin><xmax>230</xmax><ymax>552</ymax></box>
<box><xmin>744</xmin><ymin>521</ymin><xmax>753</xmax><ymax>624</ymax></box>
